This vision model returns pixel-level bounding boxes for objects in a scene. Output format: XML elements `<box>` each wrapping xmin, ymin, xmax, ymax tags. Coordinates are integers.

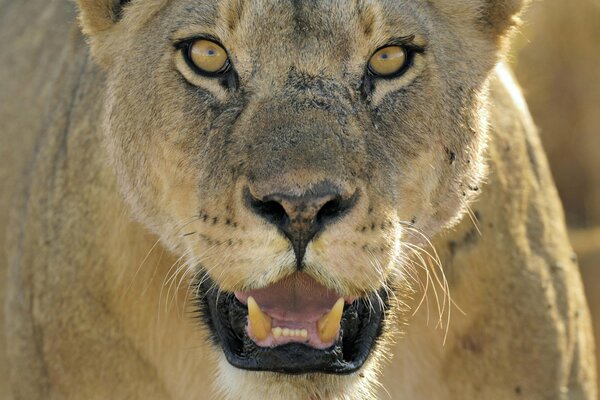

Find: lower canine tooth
<box><xmin>248</xmin><ymin>296</ymin><xmax>272</xmax><ymax>341</ymax></box>
<box><xmin>317</xmin><ymin>298</ymin><xmax>344</xmax><ymax>343</ymax></box>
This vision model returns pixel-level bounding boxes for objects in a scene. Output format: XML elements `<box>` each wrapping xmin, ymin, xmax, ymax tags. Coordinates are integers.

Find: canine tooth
<box><xmin>317</xmin><ymin>298</ymin><xmax>344</xmax><ymax>343</ymax></box>
<box><xmin>247</xmin><ymin>296</ymin><xmax>271</xmax><ymax>341</ymax></box>
<box><xmin>273</xmin><ymin>327</ymin><xmax>282</xmax><ymax>339</ymax></box>
<box><xmin>282</xmin><ymin>328</ymin><xmax>290</xmax><ymax>337</ymax></box>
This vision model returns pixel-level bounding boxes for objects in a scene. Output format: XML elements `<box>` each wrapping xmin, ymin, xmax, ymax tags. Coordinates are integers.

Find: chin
<box><xmin>213</xmin><ymin>353</ymin><xmax>384</xmax><ymax>400</ymax></box>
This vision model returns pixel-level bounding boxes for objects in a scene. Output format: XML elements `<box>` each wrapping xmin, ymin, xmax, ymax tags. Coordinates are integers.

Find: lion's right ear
<box><xmin>75</xmin><ymin>0</ymin><xmax>129</xmax><ymax>65</ymax></box>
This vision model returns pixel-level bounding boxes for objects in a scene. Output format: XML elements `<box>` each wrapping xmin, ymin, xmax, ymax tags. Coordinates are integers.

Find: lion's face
<box><xmin>90</xmin><ymin>0</ymin><xmax>520</xmax><ymax>397</ymax></box>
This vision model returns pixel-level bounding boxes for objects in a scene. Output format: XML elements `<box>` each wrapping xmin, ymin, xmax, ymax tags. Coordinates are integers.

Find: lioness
<box><xmin>0</xmin><ymin>0</ymin><xmax>596</xmax><ymax>398</ymax></box>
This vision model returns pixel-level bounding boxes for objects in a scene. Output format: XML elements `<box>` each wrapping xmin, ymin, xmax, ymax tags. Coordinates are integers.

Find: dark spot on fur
<box><xmin>371</xmin><ymin>223</ymin><xmax>376</xmax><ymax>231</ymax></box>
<box><xmin>200</xmin><ymin>234</ymin><xmax>213</xmax><ymax>245</ymax></box>
<box><xmin>448</xmin><ymin>228</ymin><xmax>479</xmax><ymax>256</ymax></box>
<box><xmin>445</xmin><ymin>147</ymin><xmax>457</xmax><ymax>164</ymax></box>
<box><xmin>212</xmin><ymin>217</ymin><xmax>218</xmax><ymax>225</ymax></box>
<box><xmin>226</xmin><ymin>218</ymin><xmax>232</xmax><ymax>226</ymax></box>
<box><xmin>460</xmin><ymin>335</ymin><xmax>483</xmax><ymax>354</ymax></box>
<box><xmin>515</xmin><ymin>386</ymin><xmax>522</xmax><ymax>395</ymax></box>
<box><xmin>448</xmin><ymin>241</ymin><xmax>457</xmax><ymax>255</ymax></box>
<box><xmin>411</xmin><ymin>216</ymin><xmax>417</xmax><ymax>225</ymax></box>
<box><xmin>227</xmin><ymin>239</ymin><xmax>233</xmax><ymax>246</ymax></box>
<box><xmin>183</xmin><ymin>231</ymin><xmax>197</xmax><ymax>237</ymax></box>
<box><xmin>361</xmin><ymin>226</ymin><xmax>367</xmax><ymax>233</ymax></box>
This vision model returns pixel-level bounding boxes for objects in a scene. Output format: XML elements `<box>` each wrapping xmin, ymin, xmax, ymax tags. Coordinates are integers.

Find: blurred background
<box><xmin>511</xmin><ymin>0</ymin><xmax>600</xmax><ymax>387</ymax></box>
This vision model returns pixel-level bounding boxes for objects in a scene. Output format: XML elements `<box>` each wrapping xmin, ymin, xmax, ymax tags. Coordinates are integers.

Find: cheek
<box><xmin>153</xmin><ymin>142</ymin><xmax>200</xmax><ymax>219</ymax></box>
<box><xmin>394</xmin><ymin>147</ymin><xmax>443</xmax><ymax>220</ymax></box>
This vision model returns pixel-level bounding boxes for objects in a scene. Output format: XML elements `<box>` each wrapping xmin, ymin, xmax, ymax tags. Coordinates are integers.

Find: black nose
<box><xmin>245</xmin><ymin>183</ymin><xmax>357</xmax><ymax>269</ymax></box>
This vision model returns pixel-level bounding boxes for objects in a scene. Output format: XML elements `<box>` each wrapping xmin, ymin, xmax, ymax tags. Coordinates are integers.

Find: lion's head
<box><xmin>75</xmin><ymin>0</ymin><xmax>528</xmax><ymax>397</ymax></box>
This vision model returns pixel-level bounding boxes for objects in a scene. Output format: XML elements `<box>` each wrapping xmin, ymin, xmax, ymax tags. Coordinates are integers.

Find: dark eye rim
<box><xmin>366</xmin><ymin>38</ymin><xmax>425</xmax><ymax>80</ymax></box>
<box><xmin>175</xmin><ymin>36</ymin><xmax>233</xmax><ymax>78</ymax></box>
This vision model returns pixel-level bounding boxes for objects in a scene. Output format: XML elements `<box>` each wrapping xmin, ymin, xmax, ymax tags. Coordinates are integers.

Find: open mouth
<box><xmin>197</xmin><ymin>273</ymin><xmax>388</xmax><ymax>375</ymax></box>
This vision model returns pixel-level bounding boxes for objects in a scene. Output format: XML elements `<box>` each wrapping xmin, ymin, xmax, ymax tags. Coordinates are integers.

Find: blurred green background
<box><xmin>513</xmin><ymin>0</ymin><xmax>600</xmax><ymax>387</ymax></box>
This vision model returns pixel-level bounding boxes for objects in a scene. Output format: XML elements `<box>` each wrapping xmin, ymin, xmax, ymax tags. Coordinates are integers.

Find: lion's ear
<box><xmin>478</xmin><ymin>0</ymin><xmax>530</xmax><ymax>36</ymax></box>
<box><xmin>434</xmin><ymin>0</ymin><xmax>530</xmax><ymax>41</ymax></box>
<box><xmin>75</xmin><ymin>0</ymin><xmax>129</xmax><ymax>65</ymax></box>
<box><xmin>75</xmin><ymin>0</ymin><xmax>129</xmax><ymax>35</ymax></box>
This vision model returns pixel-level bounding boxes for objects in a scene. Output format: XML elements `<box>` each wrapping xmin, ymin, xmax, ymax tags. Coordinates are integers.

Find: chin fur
<box><xmin>212</xmin><ymin>353</ymin><xmax>384</xmax><ymax>400</ymax></box>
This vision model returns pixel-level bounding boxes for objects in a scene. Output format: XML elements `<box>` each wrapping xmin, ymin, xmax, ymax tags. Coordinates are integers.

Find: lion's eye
<box><xmin>186</xmin><ymin>39</ymin><xmax>230</xmax><ymax>75</ymax></box>
<box><xmin>368</xmin><ymin>46</ymin><xmax>408</xmax><ymax>78</ymax></box>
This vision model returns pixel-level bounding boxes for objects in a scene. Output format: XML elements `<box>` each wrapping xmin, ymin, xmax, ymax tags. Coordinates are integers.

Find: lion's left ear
<box><xmin>75</xmin><ymin>0</ymin><xmax>130</xmax><ymax>65</ymax></box>
<box><xmin>435</xmin><ymin>0</ymin><xmax>530</xmax><ymax>42</ymax></box>
<box><xmin>478</xmin><ymin>0</ymin><xmax>530</xmax><ymax>36</ymax></box>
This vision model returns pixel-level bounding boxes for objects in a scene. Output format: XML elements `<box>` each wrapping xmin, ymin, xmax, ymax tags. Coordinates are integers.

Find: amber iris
<box><xmin>188</xmin><ymin>39</ymin><xmax>229</xmax><ymax>74</ymax></box>
<box><xmin>368</xmin><ymin>46</ymin><xmax>407</xmax><ymax>77</ymax></box>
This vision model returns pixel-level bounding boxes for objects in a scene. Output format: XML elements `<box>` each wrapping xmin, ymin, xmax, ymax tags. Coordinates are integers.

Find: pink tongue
<box><xmin>235</xmin><ymin>273</ymin><xmax>340</xmax><ymax>321</ymax></box>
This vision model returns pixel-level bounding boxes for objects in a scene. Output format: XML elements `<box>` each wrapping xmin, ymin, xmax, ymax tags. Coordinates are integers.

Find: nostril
<box><xmin>249</xmin><ymin>198</ymin><xmax>289</xmax><ymax>226</ymax></box>
<box><xmin>316</xmin><ymin>197</ymin><xmax>344</xmax><ymax>224</ymax></box>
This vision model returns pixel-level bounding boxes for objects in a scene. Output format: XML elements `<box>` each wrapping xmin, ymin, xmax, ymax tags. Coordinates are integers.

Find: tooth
<box><xmin>273</xmin><ymin>327</ymin><xmax>282</xmax><ymax>339</ymax></box>
<box><xmin>282</xmin><ymin>328</ymin><xmax>290</xmax><ymax>337</ymax></box>
<box><xmin>247</xmin><ymin>296</ymin><xmax>272</xmax><ymax>341</ymax></box>
<box><xmin>317</xmin><ymin>298</ymin><xmax>344</xmax><ymax>343</ymax></box>
<box><xmin>300</xmin><ymin>329</ymin><xmax>308</xmax><ymax>338</ymax></box>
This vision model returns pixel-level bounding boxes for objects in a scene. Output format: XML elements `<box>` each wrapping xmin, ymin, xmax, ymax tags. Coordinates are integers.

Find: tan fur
<box><xmin>0</xmin><ymin>0</ymin><xmax>596</xmax><ymax>399</ymax></box>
